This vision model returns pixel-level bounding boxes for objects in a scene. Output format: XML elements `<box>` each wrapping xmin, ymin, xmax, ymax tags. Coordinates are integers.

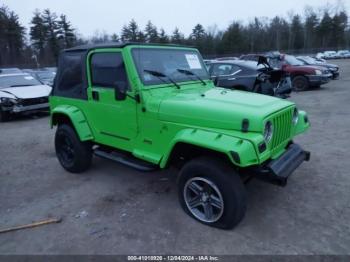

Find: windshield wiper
<box><xmin>176</xmin><ymin>69</ymin><xmax>206</xmax><ymax>86</ymax></box>
<box><xmin>144</xmin><ymin>69</ymin><xmax>180</xmax><ymax>89</ymax></box>
<box><xmin>10</xmin><ymin>84</ymin><xmax>34</xmax><ymax>87</ymax></box>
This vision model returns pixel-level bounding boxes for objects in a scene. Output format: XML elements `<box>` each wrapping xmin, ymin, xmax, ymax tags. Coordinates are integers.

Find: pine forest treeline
<box><xmin>0</xmin><ymin>4</ymin><xmax>349</xmax><ymax>67</ymax></box>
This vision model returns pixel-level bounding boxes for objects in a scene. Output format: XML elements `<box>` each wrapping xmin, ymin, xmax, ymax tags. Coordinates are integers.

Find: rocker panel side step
<box><xmin>94</xmin><ymin>148</ymin><xmax>158</xmax><ymax>172</ymax></box>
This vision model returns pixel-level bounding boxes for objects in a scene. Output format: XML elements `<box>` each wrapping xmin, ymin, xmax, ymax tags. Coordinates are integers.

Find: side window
<box><xmin>269</xmin><ymin>58</ymin><xmax>283</xmax><ymax>69</ymax></box>
<box><xmin>57</xmin><ymin>52</ymin><xmax>83</xmax><ymax>92</ymax></box>
<box><xmin>211</xmin><ymin>64</ymin><xmax>240</xmax><ymax>76</ymax></box>
<box><xmin>90</xmin><ymin>52</ymin><xmax>128</xmax><ymax>88</ymax></box>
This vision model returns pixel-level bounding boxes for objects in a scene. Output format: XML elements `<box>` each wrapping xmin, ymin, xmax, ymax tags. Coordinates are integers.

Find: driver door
<box><xmin>86</xmin><ymin>50</ymin><xmax>137</xmax><ymax>149</ymax></box>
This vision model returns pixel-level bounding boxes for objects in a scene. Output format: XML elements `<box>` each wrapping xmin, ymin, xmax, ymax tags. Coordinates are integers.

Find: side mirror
<box><xmin>114</xmin><ymin>82</ymin><xmax>128</xmax><ymax>101</ymax></box>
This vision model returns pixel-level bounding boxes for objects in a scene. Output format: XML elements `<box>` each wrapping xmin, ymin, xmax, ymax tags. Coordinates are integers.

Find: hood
<box><xmin>310</xmin><ymin>62</ymin><xmax>338</xmax><ymax>69</ymax></box>
<box><xmin>158</xmin><ymin>87</ymin><xmax>293</xmax><ymax>132</ymax></box>
<box><xmin>295</xmin><ymin>65</ymin><xmax>325</xmax><ymax>71</ymax></box>
<box><xmin>0</xmin><ymin>85</ymin><xmax>52</xmax><ymax>99</ymax></box>
<box><xmin>324</xmin><ymin>63</ymin><xmax>338</xmax><ymax>69</ymax></box>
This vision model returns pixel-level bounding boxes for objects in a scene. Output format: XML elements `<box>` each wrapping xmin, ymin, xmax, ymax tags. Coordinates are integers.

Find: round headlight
<box><xmin>264</xmin><ymin>121</ymin><xmax>273</xmax><ymax>143</ymax></box>
<box><xmin>292</xmin><ymin>108</ymin><xmax>299</xmax><ymax>125</ymax></box>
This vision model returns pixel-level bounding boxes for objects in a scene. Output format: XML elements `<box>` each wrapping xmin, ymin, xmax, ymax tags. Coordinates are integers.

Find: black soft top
<box><xmin>64</xmin><ymin>42</ymin><xmax>189</xmax><ymax>53</ymax></box>
<box><xmin>53</xmin><ymin>42</ymin><xmax>191</xmax><ymax>100</ymax></box>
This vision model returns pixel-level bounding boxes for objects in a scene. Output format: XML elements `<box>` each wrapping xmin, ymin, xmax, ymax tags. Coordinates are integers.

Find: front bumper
<box><xmin>252</xmin><ymin>144</ymin><xmax>310</xmax><ymax>187</ymax></box>
<box><xmin>4</xmin><ymin>103</ymin><xmax>49</xmax><ymax>113</ymax></box>
<box><xmin>331</xmin><ymin>71</ymin><xmax>339</xmax><ymax>79</ymax></box>
<box><xmin>307</xmin><ymin>74</ymin><xmax>332</xmax><ymax>85</ymax></box>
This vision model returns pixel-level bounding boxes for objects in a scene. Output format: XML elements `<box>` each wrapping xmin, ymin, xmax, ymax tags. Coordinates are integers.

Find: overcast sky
<box><xmin>2</xmin><ymin>0</ymin><xmax>349</xmax><ymax>38</ymax></box>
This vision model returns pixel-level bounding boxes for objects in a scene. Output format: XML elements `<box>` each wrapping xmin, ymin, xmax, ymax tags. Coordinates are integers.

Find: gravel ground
<box><xmin>0</xmin><ymin>60</ymin><xmax>349</xmax><ymax>255</ymax></box>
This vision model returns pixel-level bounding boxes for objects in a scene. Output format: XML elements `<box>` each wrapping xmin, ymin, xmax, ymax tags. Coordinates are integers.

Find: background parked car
<box><xmin>43</xmin><ymin>67</ymin><xmax>57</xmax><ymax>73</ymax></box>
<box><xmin>0</xmin><ymin>73</ymin><xmax>51</xmax><ymax>121</ymax></box>
<box><xmin>0</xmin><ymin>68</ymin><xmax>22</xmax><ymax>74</ymax></box>
<box><xmin>323</xmin><ymin>51</ymin><xmax>339</xmax><ymax>59</ymax></box>
<box><xmin>297</xmin><ymin>56</ymin><xmax>339</xmax><ymax>79</ymax></box>
<box><xmin>22</xmin><ymin>69</ymin><xmax>56</xmax><ymax>86</ymax></box>
<box><xmin>239</xmin><ymin>54</ymin><xmax>261</xmax><ymax>62</ymax></box>
<box><xmin>336</xmin><ymin>50</ymin><xmax>350</xmax><ymax>59</ymax></box>
<box><xmin>207</xmin><ymin>59</ymin><xmax>292</xmax><ymax>98</ymax></box>
<box><xmin>31</xmin><ymin>70</ymin><xmax>56</xmax><ymax>86</ymax></box>
<box><xmin>267</xmin><ymin>54</ymin><xmax>332</xmax><ymax>91</ymax></box>
<box><xmin>314</xmin><ymin>56</ymin><xmax>326</xmax><ymax>63</ymax></box>
<box><xmin>215</xmin><ymin>57</ymin><xmax>239</xmax><ymax>61</ymax></box>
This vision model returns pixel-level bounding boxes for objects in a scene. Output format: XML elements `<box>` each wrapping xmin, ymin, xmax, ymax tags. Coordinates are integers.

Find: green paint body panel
<box><xmin>50</xmin><ymin>44</ymin><xmax>310</xmax><ymax>169</ymax></box>
<box><xmin>51</xmin><ymin>103</ymin><xmax>94</xmax><ymax>141</ymax></box>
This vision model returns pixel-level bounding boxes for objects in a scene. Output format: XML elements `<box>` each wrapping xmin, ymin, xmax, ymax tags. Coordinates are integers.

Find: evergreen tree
<box><xmin>58</xmin><ymin>14</ymin><xmax>76</xmax><ymax>48</ymax></box>
<box><xmin>137</xmin><ymin>31</ymin><xmax>146</xmax><ymax>42</ymax></box>
<box><xmin>145</xmin><ymin>21</ymin><xmax>159</xmax><ymax>43</ymax></box>
<box><xmin>121</xmin><ymin>19</ymin><xmax>140</xmax><ymax>42</ymax></box>
<box><xmin>42</xmin><ymin>9</ymin><xmax>60</xmax><ymax>62</ymax></box>
<box><xmin>158</xmin><ymin>28</ymin><xmax>169</xmax><ymax>43</ymax></box>
<box><xmin>111</xmin><ymin>33</ymin><xmax>119</xmax><ymax>42</ymax></box>
<box><xmin>317</xmin><ymin>11</ymin><xmax>333</xmax><ymax>48</ymax></box>
<box><xmin>332</xmin><ymin>11</ymin><xmax>348</xmax><ymax>48</ymax></box>
<box><xmin>171</xmin><ymin>27</ymin><xmax>185</xmax><ymax>44</ymax></box>
<box><xmin>304</xmin><ymin>8</ymin><xmax>319</xmax><ymax>49</ymax></box>
<box><xmin>219</xmin><ymin>22</ymin><xmax>245</xmax><ymax>54</ymax></box>
<box><xmin>189</xmin><ymin>24</ymin><xmax>206</xmax><ymax>52</ymax></box>
<box><xmin>290</xmin><ymin>15</ymin><xmax>304</xmax><ymax>50</ymax></box>
<box><xmin>30</xmin><ymin>10</ymin><xmax>47</xmax><ymax>61</ymax></box>
<box><xmin>0</xmin><ymin>6</ymin><xmax>26</xmax><ymax>66</ymax></box>
<box><xmin>190</xmin><ymin>24</ymin><xmax>206</xmax><ymax>41</ymax></box>
<box><xmin>6</xmin><ymin>11</ymin><xmax>25</xmax><ymax>63</ymax></box>
<box><xmin>246</xmin><ymin>18</ymin><xmax>264</xmax><ymax>52</ymax></box>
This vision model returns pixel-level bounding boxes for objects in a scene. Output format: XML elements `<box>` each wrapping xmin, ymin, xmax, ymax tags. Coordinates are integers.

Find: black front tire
<box><xmin>55</xmin><ymin>124</ymin><xmax>92</xmax><ymax>173</ymax></box>
<box><xmin>292</xmin><ymin>76</ymin><xmax>309</xmax><ymax>91</ymax></box>
<box><xmin>177</xmin><ymin>157</ymin><xmax>247</xmax><ymax>229</ymax></box>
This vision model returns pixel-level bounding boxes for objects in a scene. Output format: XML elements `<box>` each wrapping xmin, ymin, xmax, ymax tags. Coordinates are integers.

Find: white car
<box><xmin>336</xmin><ymin>50</ymin><xmax>350</xmax><ymax>59</ymax></box>
<box><xmin>323</xmin><ymin>51</ymin><xmax>338</xmax><ymax>59</ymax></box>
<box><xmin>0</xmin><ymin>73</ymin><xmax>52</xmax><ymax>122</ymax></box>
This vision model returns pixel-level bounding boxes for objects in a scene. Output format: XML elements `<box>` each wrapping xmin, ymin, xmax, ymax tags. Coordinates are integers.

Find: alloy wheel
<box><xmin>183</xmin><ymin>177</ymin><xmax>224</xmax><ymax>223</ymax></box>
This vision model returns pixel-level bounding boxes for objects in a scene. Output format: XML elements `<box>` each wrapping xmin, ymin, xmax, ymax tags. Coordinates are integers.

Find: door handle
<box><xmin>92</xmin><ymin>90</ymin><xmax>99</xmax><ymax>101</ymax></box>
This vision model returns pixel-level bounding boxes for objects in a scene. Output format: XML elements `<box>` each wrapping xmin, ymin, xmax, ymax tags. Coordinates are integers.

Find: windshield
<box><xmin>300</xmin><ymin>56</ymin><xmax>316</xmax><ymax>64</ymax></box>
<box><xmin>285</xmin><ymin>55</ymin><xmax>305</xmax><ymax>66</ymax></box>
<box><xmin>235</xmin><ymin>61</ymin><xmax>265</xmax><ymax>70</ymax></box>
<box><xmin>37</xmin><ymin>71</ymin><xmax>56</xmax><ymax>80</ymax></box>
<box><xmin>0</xmin><ymin>74</ymin><xmax>42</xmax><ymax>88</ymax></box>
<box><xmin>132</xmin><ymin>48</ymin><xmax>209</xmax><ymax>86</ymax></box>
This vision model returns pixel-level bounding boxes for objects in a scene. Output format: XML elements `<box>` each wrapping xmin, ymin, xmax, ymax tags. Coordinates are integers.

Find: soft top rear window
<box><xmin>54</xmin><ymin>51</ymin><xmax>86</xmax><ymax>99</ymax></box>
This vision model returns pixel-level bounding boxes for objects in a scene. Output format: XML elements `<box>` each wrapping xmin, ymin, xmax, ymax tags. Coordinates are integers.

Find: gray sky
<box><xmin>2</xmin><ymin>0</ymin><xmax>349</xmax><ymax>38</ymax></box>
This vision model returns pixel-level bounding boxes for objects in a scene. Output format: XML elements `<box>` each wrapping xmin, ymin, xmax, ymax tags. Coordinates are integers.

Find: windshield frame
<box><xmin>131</xmin><ymin>46</ymin><xmax>209</xmax><ymax>88</ymax></box>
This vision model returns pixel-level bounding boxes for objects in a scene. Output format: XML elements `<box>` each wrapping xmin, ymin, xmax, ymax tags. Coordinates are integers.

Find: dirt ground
<box><xmin>0</xmin><ymin>60</ymin><xmax>350</xmax><ymax>255</ymax></box>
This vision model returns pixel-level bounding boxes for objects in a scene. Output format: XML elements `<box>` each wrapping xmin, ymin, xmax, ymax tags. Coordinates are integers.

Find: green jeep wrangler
<box><xmin>50</xmin><ymin>43</ymin><xmax>310</xmax><ymax>229</ymax></box>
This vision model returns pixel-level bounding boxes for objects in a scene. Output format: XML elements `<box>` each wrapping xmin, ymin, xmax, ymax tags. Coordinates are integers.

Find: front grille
<box><xmin>269</xmin><ymin>108</ymin><xmax>293</xmax><ymax>151</ymax></box>
<box><xmin>20</xmin><ymin>97</ymin><xmax>48</xmax><ymax>106</ymax></box>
